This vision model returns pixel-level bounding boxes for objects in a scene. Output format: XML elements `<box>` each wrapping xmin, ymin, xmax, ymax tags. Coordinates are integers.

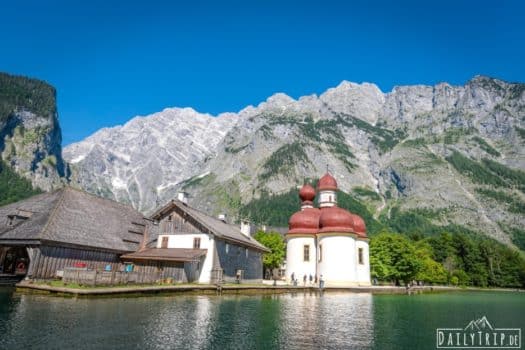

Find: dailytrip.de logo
<box><xmin>436</xmin><ymin>316</ymin><xmax>521</xmax><ymax>349</ymax></box>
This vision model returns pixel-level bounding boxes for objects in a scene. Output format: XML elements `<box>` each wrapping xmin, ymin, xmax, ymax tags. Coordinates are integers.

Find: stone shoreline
<box><xmin>14</xmin><ymin>281</ymin><xmax>524</xmax><ymax>297</ymax></box>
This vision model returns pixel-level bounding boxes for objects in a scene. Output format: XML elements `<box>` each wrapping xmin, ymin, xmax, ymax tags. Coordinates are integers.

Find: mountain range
<box><xmin>1</xmin><ymin>72</ymin><xmax>524</xmax><ymax>249</ymax></box>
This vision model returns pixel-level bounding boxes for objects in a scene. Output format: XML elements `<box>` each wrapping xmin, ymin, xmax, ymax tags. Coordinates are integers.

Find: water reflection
<box><xmin>0</xmin><ymin>288</ymin><xmax>523</xmax><ymax>350</ymax></box>
<box><xmin>144</xmin><ymin>296</ymin><xmax>215</xmax><ymax>350</ymax></box>
<box><xmin>279</xmin><ymin>292</ymin><xmax>374</xmax><ymax>349</ymax></box>
<box><xmin>143</xmin><ymin>291</ymin><xmax>373</xmax><ymax>350</ymax></box>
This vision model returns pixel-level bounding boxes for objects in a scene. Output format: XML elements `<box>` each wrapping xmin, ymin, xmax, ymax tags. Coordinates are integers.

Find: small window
<box><xmin>245</xmin><ymin>248</ymin><xmax>249</xmax><ymax>259</ymax></box>
<box><xmin>319</xmin><ymin>244</ymin><xmax>322</xmax><ymax>262</ymax></box>
<box><xmin>358</xmin><ymin>248</ymin><xmax>364</xmax><ymax>265</ymax></box>
<box><xmin>193</xmin><ymin>237</ymin><xmax>201</xmax><ymax>249</ymax></box>
<box><xmin>161</xmin><ymin>236</ymin><xmax>169</xmax><ymax>248</ymax></box>
<box><xmin>303</xmin><ymin>245</ymin><xmax>310</xmax><ymax>262</ymax></box>
<box><xmin>225</xmin><ymin>243</ymin><xmax>230</xmax><ymax>254</ymax></box>
<box><xmin>168</xmin><ymin>215</ymin><xmax>173</xmax><ymax>221</ymax></box>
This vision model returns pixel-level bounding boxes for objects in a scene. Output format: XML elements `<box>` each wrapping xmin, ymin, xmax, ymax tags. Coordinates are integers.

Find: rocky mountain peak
<box><xmin>320</xmin><ymin>81</ymin><xmax>384</xmax><ymax>124</ymax></box>
<box><xmin>64</xmin><ymin>76</ymin><xmax>525</xmax><ymax>248</ymax></box>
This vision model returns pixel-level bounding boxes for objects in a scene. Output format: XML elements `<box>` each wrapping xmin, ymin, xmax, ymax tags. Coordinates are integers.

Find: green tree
<box><xmin>253</xmin><ymin>231</ymin><xmax>285</xmax><ymax>278</ymax></box>
<box><xmin>414</xmin><ymin>241</ymin><xmax>447</xmax><ymax>284</ymax></box>
<box><xmin>0</xmin><ymin>161</ymin><xmax>41</xmax><ymax>206</ymax></box>
<box><xmin>452</xmin><ymin>233</ymin><xmax>488</xmax><ymax>287</ymax></box>
<box><xmin>451</xmin><ymin>269</ymin><xmax>470</xmax><ymax>286</ymax></box>
<box><xmin>370</xmin><ymin>232</ymin><xmax>421</xmax><ymax>285</ymax></box>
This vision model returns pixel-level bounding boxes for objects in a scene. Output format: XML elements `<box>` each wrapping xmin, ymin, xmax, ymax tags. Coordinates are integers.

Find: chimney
<box><xmin>218</xmin><ymin>213</ymin><xmax>227</xmax><ymax>222</ymax></box>
<box><xmin>177</xmin><ymin>192</ymin><xmax>188</xmax><ymax>204</ymax></box>
<box><xmin>240</xmin><ymin>220</ymin><xmax>251</xmax><ymax>237</ymax></box>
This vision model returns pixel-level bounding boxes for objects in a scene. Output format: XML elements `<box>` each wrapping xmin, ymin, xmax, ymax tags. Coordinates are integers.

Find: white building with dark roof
<box><xmin>124</xmin><ymin>195</ymin><xmax>269</xmax><ymax>284</ymax></box>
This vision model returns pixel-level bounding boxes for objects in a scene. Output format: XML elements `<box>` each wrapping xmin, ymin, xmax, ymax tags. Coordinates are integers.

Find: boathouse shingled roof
<box><xmin>0</xmin><ymin>187</ymin><xmax>147</xmax><ymax>252</ymax></box>
<box><xmin>150</xmin><ymin>200</ymin><xmax>270</xmax><ymax>252</ymax></box>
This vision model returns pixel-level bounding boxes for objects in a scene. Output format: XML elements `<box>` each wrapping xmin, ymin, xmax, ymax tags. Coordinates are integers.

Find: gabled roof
<box><xmin>150</xmin><ymin>200</ymin><xmax>270</xmax><ymax>252</ymax></box>
<box><xmin>0</xmin><ymin>187</ymin><xmax>147</xmax><ymax>252</ymax></box>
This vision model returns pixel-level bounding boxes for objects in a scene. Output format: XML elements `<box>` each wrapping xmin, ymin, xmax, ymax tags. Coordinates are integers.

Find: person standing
<box><xmin>309</xmin><ymin>274</ymin><xmax>313</xmax><ymax>285</ymax></box>
<box><xmin>303</xmin><ymin>274</ymin><xmax>307</xmax><ymax>286</ymax></box>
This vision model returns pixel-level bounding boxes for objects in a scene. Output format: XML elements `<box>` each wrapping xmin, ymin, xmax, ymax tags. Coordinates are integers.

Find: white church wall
<box><xmin>355</xmin><ymin>239</ymin><xmax>371</xmax><ymax>285</ymax></box>
<box><xmin>317</xmin><ymin>234</ymin><xmax>357</xmax><ymax>285</ymax></box>
<box><xmin>286</xmin><ymin>235</ymin><xmax>317</xmax><ymax>282</ymax></box>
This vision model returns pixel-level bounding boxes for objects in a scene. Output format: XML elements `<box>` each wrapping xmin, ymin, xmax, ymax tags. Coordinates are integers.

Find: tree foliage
<box><xmin>370</xmin><ymin>232</ymin><xmax>421</xmax><ymax>285</ymax></box>
<box><xmin>239</xmin><ymin>189</ymin><xmax>301</xmax><ymax>227</ymax></box>
<box><xmin>445</xmin><ymin>151</ymin><xmax>506</xmax><ymax>187</ymax></box>
<box><xmin>253</xmin><ymin>230</ymin><xmax>286</xmax><ymax>273</ymax></box>
<box><xmin>414</xmin><ymin>240</ymin><xmax>448</xmax><ymax>284</ymax></box>
<box><xmin>370</xmin><ymin>230</ymin><xmax>525</xmax><ymax>288</ymax></box>
<box><xmin>0</xmin><ymin>161</ymin><xmax>41</xmax><ymax>206</ymax></box>
<box><xmin>0</xmin><ymin>72</ymin><xmax>56</xmax><ymax>122</ymax></box>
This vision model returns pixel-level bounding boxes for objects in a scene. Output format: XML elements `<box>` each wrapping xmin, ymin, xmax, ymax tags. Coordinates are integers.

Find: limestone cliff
<box><xmin>0</xmin><ymin>72</ymin><xmax>67</xmax><ymax>191</ymax></box>
<box><xmin>64</xmin><ymin>76</ymin><xmax>525</xmax><ymax>247</ymax></box>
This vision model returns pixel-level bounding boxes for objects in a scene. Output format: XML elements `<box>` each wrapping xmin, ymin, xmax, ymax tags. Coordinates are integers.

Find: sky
<box><xmin>1</xmin><ymin>0</ymin><xmax>524</xmax><ymax>145</ymax></box>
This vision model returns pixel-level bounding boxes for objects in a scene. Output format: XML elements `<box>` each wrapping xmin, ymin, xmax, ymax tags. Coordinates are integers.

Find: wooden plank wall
<box><xmin>26</xmin><ymin>244</ymin><xmax>193</xmax><ymax>284</ymax></box>
<box><xmin>214</xmin><ymin>239</ymin><xmax>263</xmax><ymax>282</ymax></box>
<box><xmin>159</xmin><ymin>208</ymin><xmax>202</xmax><ymax>234</ymax></box>
<box><xmin>133</xmin><ymin>261</ymin><xmax>187</xmax><ymax>283</ymax></box>
<box><xmin>29</xmin><ymin>245</ymin><xmax>120</xmax><ymax>279</ymax></box>
<box><xmin>62</xmin><ymin>261</ymin><xmax>187</xmax><ymax>286</ymax></box>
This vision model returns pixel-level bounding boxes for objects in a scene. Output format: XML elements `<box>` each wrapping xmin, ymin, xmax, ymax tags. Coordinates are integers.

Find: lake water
<box><xmin>0</xmin><ymin>288</ymin><xmax>523</xmax><ymax>349</ymax></box>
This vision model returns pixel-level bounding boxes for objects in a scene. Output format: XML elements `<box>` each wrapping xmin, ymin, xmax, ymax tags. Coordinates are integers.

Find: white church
<box><xmin>286</xmin><ymin>172</ymin><xmax>371</xmax><ymax>286</ymax></box>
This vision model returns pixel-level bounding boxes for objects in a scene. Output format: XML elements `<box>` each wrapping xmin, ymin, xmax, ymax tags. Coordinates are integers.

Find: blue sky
<box><xmin>1</xmin><ymin>0</ymin><xmax>524</xmax><ymax>145</ymax></box>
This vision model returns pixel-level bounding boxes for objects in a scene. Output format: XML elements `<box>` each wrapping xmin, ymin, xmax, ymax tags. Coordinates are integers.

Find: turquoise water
<box><xmin>0</xmin><ymin>288</ymin><xmax>523</xmax><ymax>349</ymax></box>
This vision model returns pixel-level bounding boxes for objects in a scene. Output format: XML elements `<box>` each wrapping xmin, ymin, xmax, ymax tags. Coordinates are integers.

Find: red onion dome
<box><xmin>299</xmin><ymin>183</ymin><xmax>316</xmax><ymax>203</ymax></box>
<box><xmin>317</xmin><ymin>172</ymin><xmax>338</xmax><ymax>191</ymax></box>
<box><xmin>351</xmin><ymin>214</ymin><xmax>367</xmax><ymax>237</ymax></box>
<box><xmin>288</xmin><ymin>208</ymin><xmax>321</xmax><ymax>234</ymax></box>
<box><xmin>318</xmin><ymin>206</ymin><xmax>355</xmax><ymax>233</ymax></box>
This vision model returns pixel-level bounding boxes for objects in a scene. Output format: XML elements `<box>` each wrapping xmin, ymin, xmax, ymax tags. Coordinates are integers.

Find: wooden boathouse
<box><xmin>0</xmin><ymin>187</ymin><xmax>147</xmax><ymax>280</ymax></box>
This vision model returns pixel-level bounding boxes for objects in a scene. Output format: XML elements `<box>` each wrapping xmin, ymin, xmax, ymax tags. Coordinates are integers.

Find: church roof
<box><xmin>287</xmin><ymin>175</ymin><xmax>367</xmax><ymax>237</ymax></box>
<box><xmin>0</xmin><ymin>187</ymin><xmax>147</xmax><ymax>252</ymax></box>
<box><xmin>288</xmin><ymin>208</ymin><xmax>321</xmax><ymax>234</ymax></box>
<box><xmin>299</xmin><ymin>183</ymin><xmax>316</xmax><ymax>203</ymax></box>
<box><xmin>319</xmin><ymin>206</ymin><xmax>356</xmax><ymax>234</ymax></box>
<box><xmin>317</xmin><ymin>172</ymin><xmax>338</xmax><ymax>191</ymax></box>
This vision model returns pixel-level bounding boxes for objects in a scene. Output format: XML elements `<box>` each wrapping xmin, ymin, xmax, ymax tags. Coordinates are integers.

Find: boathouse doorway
<box><xmin>0</xmin><ymin>246</ymin><xmax>29</xmax><ymax>276</ymax></box>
